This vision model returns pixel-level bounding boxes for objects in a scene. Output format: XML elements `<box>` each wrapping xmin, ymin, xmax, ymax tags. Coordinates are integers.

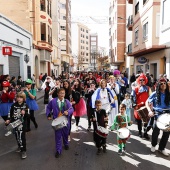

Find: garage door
<box><xmin>0</xmin><ymin>65</ymin><xmax>3</xmax><ymax>75</ymax></box>
<box><xmin>9</xmin><ymin>56</ymin><xmax>20</xmax><ymax>78</ymax></box>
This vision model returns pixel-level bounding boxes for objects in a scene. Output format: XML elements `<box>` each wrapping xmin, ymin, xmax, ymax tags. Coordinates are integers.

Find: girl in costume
<box><xmin>72</xmin><ymin>79</ymin><xmax>87</xmax><ymax>131</ymax></box>
<box><xmin>24</xmin><ymin>79</ymin><xmax>38</xmax><ymax>132</ymax></box>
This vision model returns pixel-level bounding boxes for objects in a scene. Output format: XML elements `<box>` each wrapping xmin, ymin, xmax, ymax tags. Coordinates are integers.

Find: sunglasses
<box><xmin>160</xmin><ymin>82</ymin><xmax>166</xmax><ymax>85</ymax></box>
<box><xmin>140</xmin><ymin>79</ymin><xmax>145</xmax><ymax>82</ymax></box>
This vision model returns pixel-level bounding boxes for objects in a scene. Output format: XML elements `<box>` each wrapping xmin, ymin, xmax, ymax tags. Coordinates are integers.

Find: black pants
<box><xmin>27</xmin><ymin>110</ymin><xmax>37</xmax><ymax>130</ymax></box>
<box><xmin>136</xmin><ymin>119</ymin><xmax>151</xmax><ymax>133</ymax></box>
<box><xmin>87</xmin><ymin>106</ymin><xmax>93</xmax><ymax>128</ymax></box>
<box><xmin>15</xmin><ymin>127</ymin><xmax>26</xmax><ymax>152</ymax></box>
<box><xmin>94</xmin><ymin>132</ymin><xmax>106</xmax><ymax>148</ymax></box>
<box><xmin>75</xmin><ymin>116</ymin><xmax>80</xmax><ymax>126</ymax></box>
<box><xmin>68</xmin><ymin>114</ymin><xmax>73</xmax><ymax>135</ymax></box>
<box><xmin>151</xmin><ymin>125</ymin><xmax>170</xmax><ymax>150</ymax></box>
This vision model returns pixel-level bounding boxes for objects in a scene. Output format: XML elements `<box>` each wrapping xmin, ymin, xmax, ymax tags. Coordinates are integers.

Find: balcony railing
<box><xmin>40</xmin><ymin>50</ymin><xmax>51</xmax><ymax>62</ymax></box>
<box><xmin>127</xmin><ymin>43</ymin><xmax>132</xmax><ymax>54</ymax></box>
<box><xmin>127</xmin><ymin>15</ymin><xmax>133</xmax><ymax>31</ymax></box>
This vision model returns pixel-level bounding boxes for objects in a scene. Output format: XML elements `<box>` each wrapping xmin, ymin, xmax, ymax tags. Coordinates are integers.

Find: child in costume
<box><xmin>46</xmin><ymin>88</ymin><xmax>74</xmax><ymax>158</ymax></box>
<box><xmin>91</xmin><ymin>100</ymin><xmax>108</xmax><ymax>155</ymax></box>
<box><xmin>111</xmin><ymin>104</ymin><xmax>132</xmax><ymax>155</ymax></box>
<box><xmin>6</xmin><ymin>92</ymin><xmax>29</xmax><ymax>159</ymax></box>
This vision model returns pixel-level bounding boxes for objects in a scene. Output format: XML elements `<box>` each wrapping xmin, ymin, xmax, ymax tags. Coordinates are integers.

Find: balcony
<box><xmin>52</xmin><ymin>59</ymin><xmax>60</xmax><ymax>66</ymax></box>
<box><xmin>40</xmin><ymin>50</ymin><xmax>51</xmax><ymax>62</ymax></box>
<box><xmin>127</xmin><ymin>0</ymin><xmax>133</xmax><ymax>4</ymax></box>
<box><xmin>127</xmin><ymin>15</ymin><xmax>133</xmax><ymax>31</ymax></box>
<box><xmin>37</xmin><ymin>41</ymin><xmax>53</xmax><ymax>52</ymax></box>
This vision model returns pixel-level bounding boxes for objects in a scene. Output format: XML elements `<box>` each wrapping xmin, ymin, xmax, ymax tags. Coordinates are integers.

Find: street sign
<box><xmin>2</xmin><ymin>47</ymin><xmax>12</xmax><ymax>55</ymax></box>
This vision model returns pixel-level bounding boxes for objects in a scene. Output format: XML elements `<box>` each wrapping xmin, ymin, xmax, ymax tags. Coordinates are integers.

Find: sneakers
<box><xmin>87</xmin><ymin>127</ymin><xmax>91</xmax><ymax>131</ymax></box>
<box><xmin>55</xmin><ymin>151</ymin><xmax>61</xmax><ymax>158</ymax></box>
<box><xmin>76</xmin><ymin>126</ymin><xmax>78</xmax><ymax>131</ymax></box>
<box><xmin>21</xmin><ymin>152</ymin><xmax>27</xmax><ymax>159</ymax></box>
<box><xmin>15</xmin><ymin>147</ymin><xmax>21</xmax><ymax>153</ymax></box>
<box><xmin>138</xmin><ymin>132</ymin><xmax>142</xmax><ymax>138</ymax></box>
<box><xmin>151</xmin><ymin>146</ymin><xmax>156</xmax><ymax>153</ymax></box>
<box><xmin>123</xmin><ymin>146</ymin><xmax>126</xmax><ymax>152</ymax></box>
<box><xmin>96</xmin><ymin>148</ymin><xmax>102</xmax><ymax>155</ymax></box>
<box><xmin>143</xmin><ymin>133</ymin><xmax>150</xmax><ymax>140</ymax></box>
<box><xmin>64</xmin><ymin>145</ymin><xmax>69</xmax><ymax>150</ymax></box>
<box><xmin>118</xmin><ymin>149</ymin><xmax>123</xmax><ymax>155</ymax></box>
<box><xmin>103</xmin><ymin>145</ymin><xmax>107</xmax><ymax>153</ymax></box>
<box><xmin>5</xmin><ymin>131</ymin><xmax>12</xmax><ymax>137</ymax></box>
<box><xmin>158</xmin><ymin>149</ymin><xmax>169</xmax><ymax>156</ymax></box>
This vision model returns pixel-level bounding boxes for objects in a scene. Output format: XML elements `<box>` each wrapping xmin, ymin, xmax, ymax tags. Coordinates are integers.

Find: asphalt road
<box><xmin>0</xmin><ymin>98</ymin><xmax>170</xmax><ymax>170</ymax></box>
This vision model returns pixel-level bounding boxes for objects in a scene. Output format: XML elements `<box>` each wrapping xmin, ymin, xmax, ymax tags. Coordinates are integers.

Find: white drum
<box><xmin>117</xmin><ymin>128</ymin><xmax>130</xmax><ymax>139</ymax></box>
<box><xmin>7</xmin><ymin>119</ymin><xmax>22</xmax><ymax>131</ymax></box>
<box><xmin>95</xmin><ymin>126</ymin><xmax>109</xmax><ymax>138</ymax></box>
<box><xmin>51</xmin><ymin>116</ymin><xmax>68</xmax><ymax>131</ymax></box>
<box><xmin>156</xmin><ymin>113</ymin><xmax>170</xmax><ymax>132</ymax></box>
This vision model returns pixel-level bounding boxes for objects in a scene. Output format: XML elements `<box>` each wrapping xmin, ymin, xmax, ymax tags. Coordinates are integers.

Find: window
<box><xmin>86</xmin><ymin>36</ymin><xmax>88</xmax><ymax>39</ymax></box>
<box><xmin>91</xmin><ymin>37</ymin><xmax>96</xmax><ymax>41</ymax></box>
<box><xmin>41</xmin><ymin>23</ymin><xmax>46</xmax><ymax>41</ymax></box>
<box><xmin>135</xmin><ymin>2</ymin><xmax>139</xmax><ymax>15</ymax></box>
<box><xmin>48</xmin><ymin>26</ymin><xmax>52</xmax><ymax>44</ymax></box>
<box><xmin>47</xmin><ymin>0</ymin><xmax>51</xmax><ymax>17</ymax></box>
<box><xmin>86</xmin><ymin>59</ymin><xmax>88</xmax><ymax>62</ymax></box>
<box><xmin>60</xmin><ymin>3</ymin><xmax>66</xmax><ymax>9</ymax></box>
<box><xmin>162</xmin><ymin>0</ymin><xmax>169</xmax><ymax>25</ymax></box>
<box><xmin>40</xmin><ymin>0</ymin><xmax>46</xmax><ymax>11</ymax></box>
<box><xmin>135</xmin><ymin>29</ymin><xmax>139</xmax><ymax>46</ymax></box>
<box><xmin>86</xmin><ymin>41</ymin><xmax>88</xmax><ymax>45</ymax></box>
<box><xmin>86</xmin><ymin>53</ymin><xmax>88</xmax><ymax>56</ymax></box>
<box><xmin>143</xmin><ymin>0</ymin><xmax>147</xmax><ymax>5</ymax></box>
<box><xmin>143</xmin><ymin>22</ymin><xmax>148</xmax><ymax>41</ymax></box>
<box><xmin>86</xmin><ymin>30</ymin><xmax>88</xmax><ymax>33</ymax></box>
<box><xmin>86</xmin><ymin>47</ymin><xmax>88</xmax><ymax>50</ymax></box>
<box><xmin>60</xmin><ymin>26</ymin><xmax>66</xmax><ymax>31</ymax></box>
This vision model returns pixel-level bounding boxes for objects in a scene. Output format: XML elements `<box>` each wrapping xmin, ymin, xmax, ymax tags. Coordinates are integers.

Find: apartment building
<box><xmin>89</xmin><ymin>33</ymin><xmax>98</xmax><ymax>71</ymax></box>
<box><xmin>59</xmin><ymin>0</ymin><xmax>72</xmax><ymax>73</ymax></box>
<box><xmin>0</xmin><ymin>0</ymin><xmax>56</xmax><ymax>85</ymax></box>
<box><xmin>72</xmin><ymin>23</ymin><xmax>90</xmax><ymax>71</ymax></box>
<box><xmin>159</xmin><ymin>0</ymin><xmax>170</xmax><ymax>78</ymax></box>
<box><xmin>127</xmin><ymin>0</ymin><xmax>166</xmax><ymax>79</ymax></box>
<box><xmin>109</xmin><ymin>0</ymin><xmax>126</xmax><ymax>72</ymax></box>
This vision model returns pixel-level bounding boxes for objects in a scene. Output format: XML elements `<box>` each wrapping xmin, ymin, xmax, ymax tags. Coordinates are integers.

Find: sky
<box><xmin>71</xmin><ymin>0</ymin><xmax>110</xmax><ymax>53</ymax></box>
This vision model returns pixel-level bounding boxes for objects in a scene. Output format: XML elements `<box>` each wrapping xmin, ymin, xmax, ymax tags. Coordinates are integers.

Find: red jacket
<box><xmin>0</xmin><ymin>91</ymin><xmax>15</xmax><ymax>103</ymax></box>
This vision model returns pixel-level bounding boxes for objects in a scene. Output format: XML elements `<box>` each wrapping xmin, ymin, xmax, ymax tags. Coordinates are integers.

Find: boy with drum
<box><xmin>91</xmin><ymin>100</ymin><xmax>108</xmax><ymax>155</ymax></box>
<box><xmin>111</xmin><ymin>104</ymin><xmax>133</xmax><ymax>155</ymax></box>
<box><xmin>6</xmin><ymin>92</ymin><xmax>29</xmax><ymax>159</ymax></box>
<box><xmin>46</xmin><ymin>88</ymin><xmax>74</xmax><ymax>158</ymax></box>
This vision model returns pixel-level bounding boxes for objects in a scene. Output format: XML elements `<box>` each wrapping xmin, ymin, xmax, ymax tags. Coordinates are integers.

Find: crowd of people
<box><xmin>0</xmin><ymin>70</ymin><xmax>170</xmax><ymax>159</ymax></box>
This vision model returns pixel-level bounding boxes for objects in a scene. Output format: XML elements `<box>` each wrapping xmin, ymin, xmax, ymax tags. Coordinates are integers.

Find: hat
<box><xmin>25</xmin><ymin>79</ymin><xmax>32</xmax><ymax>85</ymax></box>
<box><xmin>2</xmin><ymin>81</ymin><xmax>10</xmax><ymax>87</ymax></box>
<box><xmin>113</xmin><ymin>70</ymin><xmax>120</xmax><ymax>76</ymax></box>
<box><xmin>136</xmin><ymin>73</ymin><xmax>148</xmax><ymax>85</ymax></box>
<box><xmin>158</xmin><ymin>78</ymin><xmax>167</xmax><ymax>83</ymax></box>
<box><xmin>163</xmin><ymin>74</ymin><xmax>167</xmax><ymax>77</ymax></box>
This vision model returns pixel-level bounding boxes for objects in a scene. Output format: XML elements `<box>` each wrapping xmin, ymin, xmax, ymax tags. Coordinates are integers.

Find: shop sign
<box><xmin>138</xmin><ymin>57</ymin><xmax>147</xmax><ymax>64</ymax></box>
<box><xmin>2</xmin><ymin>47</ymin><xmax>12</xmax><ymax>55</ymax></box>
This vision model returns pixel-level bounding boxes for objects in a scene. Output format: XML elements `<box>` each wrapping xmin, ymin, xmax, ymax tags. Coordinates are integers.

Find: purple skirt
<box><xmin>0</xmin><ymin>103</ymin><xmax>13</xmax><ymax>116</ymax></box>
<box><xmin>26</xmin><ymin>98</ymin><xmax>39</xmax><ymax>111</ymax></box>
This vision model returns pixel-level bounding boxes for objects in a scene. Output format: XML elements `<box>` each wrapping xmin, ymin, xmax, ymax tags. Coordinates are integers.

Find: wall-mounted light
<box><xmin>24</xmin><ymin>54</ymin><xmax>29</xmax><ymax>63</ymax></box>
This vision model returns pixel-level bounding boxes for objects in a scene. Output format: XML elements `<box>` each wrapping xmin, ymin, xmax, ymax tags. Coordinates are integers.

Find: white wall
<box><xmin>0</xmin><ymin>14</ymin><xmax>33</xmax><ymax>80</ymax></box>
